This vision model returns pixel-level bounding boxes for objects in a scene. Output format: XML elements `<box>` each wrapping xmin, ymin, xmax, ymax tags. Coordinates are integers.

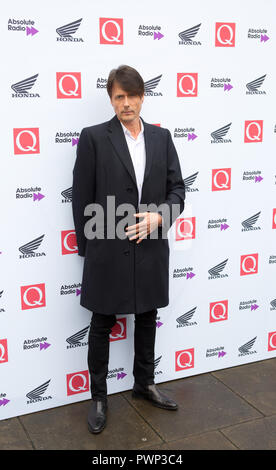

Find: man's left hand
<box><xmin>125</xmin><ymin>212</ymin><xmax>162</xmax><ymax>244</ymax></box>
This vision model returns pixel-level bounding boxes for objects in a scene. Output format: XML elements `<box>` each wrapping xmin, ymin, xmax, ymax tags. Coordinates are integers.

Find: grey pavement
<box><xmin>1</xmin><ymin>357</ymin><xmax>276</xmax><ymax>450</ymax></box>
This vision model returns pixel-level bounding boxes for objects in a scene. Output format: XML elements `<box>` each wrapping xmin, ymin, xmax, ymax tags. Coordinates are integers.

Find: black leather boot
<box><xmin>87</xmin><ymin>399</ymin><xmax>108</xmax><ymax>434</ymax></box>
<box><xmin>132</xmin><ymin>383</ymin><xmax>178</xmax><ymax>410</ymax></box>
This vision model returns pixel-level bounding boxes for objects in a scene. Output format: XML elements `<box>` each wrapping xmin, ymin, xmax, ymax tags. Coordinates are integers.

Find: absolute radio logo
<box><xmin>99</xmin><ymin>18</ymin><xmax>123</xmax><ymax>44</ymax></box>
<box><xmin>66</xmin><ymin>371</ymin><xmax>89</xmax><ymax>396</ymax></box>
<box><xmin>212</xmin><ymin>169</ymin><xmax>231</xmax><ymax>191</ymax></box>
<box><xmin>66</xmin><ymin>326</ymin><xmax>89</xmax><ymax>349</ymax></box>
<box><xmin>175</xmin><ymin>349</ymin><xmax>194</xmax><ymax>371</ymax></box>
<box><xmin>176</xmin><ymin>307</ymin><xmax>198</xmax><ymax>328</ymax></box>
<box><xmin>56</xmin><ymin>19</ymin><xmax>83</xmax><ymax>42</ymax></box>
<box><xmin>8</xmin><ymin>18</ymin><xmax>38</xmax><ymax>36</ymax></box>
<box><xmin>173</xmin><ymin>265</ymin><xmax>196</xmax><ymax>280</ymax></box>
<box><xmin>61</xmin><ymin>230</ymin><xmax>78</xmax><ymax>255</ymax></box>
<box><xmin>13</xmin><ymin>128</ymin><xmax>40</xmax><ymax>155</ymax></box>
<box><xmin>209</xmin><ymin>300</ymin><xmax>228</xmax><ymax>323</ymax></box>
<box><xmin>244</xmin><ymin>121</ymin><xmax>263</xmax><ymax>143</ymax></box>
<box><xmin>242</xmin><ymin>170</ymin><xmax>263</xmax><ymax>183</ymax></box>
<box><xmin>210</xmin><ymin>77</ymin><xmax>233</xmax><ymax>92</ymax></box>
<box><xmin>23</xmin><ymin>337</ymin><xmax>50</xmax><ymax>351</ymax></box>
<box><xmin>55</xmin><ymin>131</ymin><xmax>79</xmax><ymax>145</ymax></box>
<box><xmin>208</xmin><ymin>218</ymin><xmax>229</xmax><ymax>231</ymax></box>
<box><xmin>56</xmin><ymin>73</ymin><xmax>81</xmax><ymax>99</ymax></box>
<box><xmin>96</xmin><ymin>77</ymin><xmax>107</xmax><ymax>89</ymax></box>
<box><xmin>144</xmin><ymin>75</ymin><xmax>163</xmax><ymax>96</ymax></box>
<box><xmin>16</xmin><ymin>186</ymin><xmax>45</xmax><ymax>201</ymax></box>
<box><xmin>60</xmin><ymin>283</ymin><xmax>81</xmax><ymax>297</ymax></box>
<box><xmin>215</xmin><ymin>22</ymin><xmax>236</xmax><ymax>47</ymax></box>
<box><xmin>208</xmin><ymin>259</ymin><xmax>228</xmax><ymax>280</ymax></box>
<box><xmin>20</xmin><ymin>283</ymin><xmax>46</xmax><ymax>310</ymax></box>
<box><xmin>178</xmin><ymin>23</ymin><xmax>201</xmax><ymax>45</ymax></box>
<box><xmin>246</xmin><ymin>75</ymin><xmax>266</xmax><ymax>95</ymax></box>
<box><xmin>137</xmin><ymin>24</ymin><xmax>163</xmax><ymax>40</ymax></box>
<box><xmin>26</xmin><ymin>379</ymin><xmax>52</xmax><ymax>404</ymax></box>
<box><xmin>183</xmin><ymin>172</ymin><xmax>199</xmax><ymax>192</ymax></box>
<box><xmin>239</xmin><ymin>299</ymin><xmax>259</xmax><ymax>311</ymax></box>
<box><xmin>11</xmin><ymin>74</ymin><xmax>39</xmax><ymax>98</ymax></box>
<box><xmin>211</xmin><ymin>123</ymin><xmax>232</xmax><ymax>143</ymax></box>
<box><xmin>240</xmin><ymin>253</ymin><xmax>258</xmax><ymax>276</ymax></box>
<box><xmin>175</xmin><ymin>217</ymin><xmax>196</xmax><ymax>241</ymax></box>
<box><xmin>0</xmin><ymin>393</ymin><xmax>10</xmax><ymax>407</ymax></box>
<box><xmin>19</xmin><ymin>234</ymin><xmax>45</xmax><ymax>259</ymax></box>
<box><xmin>0</xmin><ymin>339</ymin><xmax>8</xmax><ymax>364</ymax></box>
<box><xmin>107</xmin><ymin>367</ymin><xmax>127</xmax><ymax>381</ymax></box>
<box><xmin>206</xmin><ymin>346</ymin><xmax>226</xmax><ymax>359</ymax></box>
<box><xmin>177</xmin><ymin>73</ymin><xmax>198</xmax><ymax>97</ymax></box>
<box><xmin>247</xmin><ymin>27</ymin><xmax>269</xmax><ymax>42</ymax></box>
<box><xmin>241</xmin><ymin>211</ymin><xmax>261</xmax><ymax>231</ymax></box>
<box><xmin>109</xmin><ymin>318</ymin><xmax>127</xmax><ymax>342</ymax></box>
<box><xmin>174</xmin><ymin>127</ymin><xmax>197</xmax><ymax>141</ymax></box>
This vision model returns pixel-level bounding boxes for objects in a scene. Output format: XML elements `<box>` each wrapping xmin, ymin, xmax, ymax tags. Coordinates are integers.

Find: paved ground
<box><xmin>1</xmin><ymin>358</ymin><xmax>276</xmax><ymax>450</ymax></box>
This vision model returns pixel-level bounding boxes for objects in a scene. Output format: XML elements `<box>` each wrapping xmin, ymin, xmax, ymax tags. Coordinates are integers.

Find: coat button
<box><xmin>124</xmin><ymin>250</ymin><xmax>130</xmax><ymax>256</ymax></box>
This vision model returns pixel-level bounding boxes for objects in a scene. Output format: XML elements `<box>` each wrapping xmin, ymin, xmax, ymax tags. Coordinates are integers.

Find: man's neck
<box><xmin>120</xmin><ymin>117</ymin><xmax>141</xmax><ymax>139</ymax></box>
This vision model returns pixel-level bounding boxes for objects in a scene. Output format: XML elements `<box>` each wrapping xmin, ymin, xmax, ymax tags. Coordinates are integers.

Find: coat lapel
<box><xmin>107</xmin><ymin>114</ymin><xmax>157</xmax><ymax>204</ymax></box>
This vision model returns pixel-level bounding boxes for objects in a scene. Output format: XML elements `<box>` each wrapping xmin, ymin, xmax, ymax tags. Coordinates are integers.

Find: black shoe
<box><xmin>87</xmin><ymin>399</ymin><xmax>107</xmax><ymax>434</ymax></box>
<box><xmin>132</xmin><ymin>383</ymin><xmax>178</xmax><ymax>410</ymax></box>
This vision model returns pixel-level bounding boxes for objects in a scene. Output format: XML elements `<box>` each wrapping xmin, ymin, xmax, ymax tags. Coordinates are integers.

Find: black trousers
<box><xmin>87</xmin><ymin>309</ymin><xmax>157</xmax><ymax>401</ymax></box>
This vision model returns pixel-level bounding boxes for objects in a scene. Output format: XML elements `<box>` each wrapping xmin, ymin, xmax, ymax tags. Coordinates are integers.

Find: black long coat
<box><xmin>72</xmin><ymin>115</ymin><xmax>185</xmax><ymax>314</ymax></box>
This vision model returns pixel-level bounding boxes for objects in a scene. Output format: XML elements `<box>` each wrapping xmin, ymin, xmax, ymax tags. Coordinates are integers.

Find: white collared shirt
<box><xmin>120</xmin><ymin>118</ymin><xmax>146</xmax><ymax>206</ymax></box>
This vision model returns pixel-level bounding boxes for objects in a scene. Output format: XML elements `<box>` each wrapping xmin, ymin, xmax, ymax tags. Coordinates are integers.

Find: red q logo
<box><xmin>268</xmin><ymin>332</ymin><xmax>276</xmax><ymax>351</ymax></box>
<box><xmin>215</xmin><ymin>22</ymin><xmax>236</xmax><ymax>47</ymax></box>
<box><xmin>0</xmin><ymin>339</ymin><xmax>8</xmax><ymax>364</ymax></box>
<box><xmin>109</xmin><ymin>318</ymin><xmax>127</xmax><ymax>342</ymax></box>
<box><xmin>240</xmin><ymin>253</ymin><xmax>258</xmax><ymax>276</ymax></box>
<box><xmin>66</xmin><ymin>370</ymin><xmax>89</xmax><ymax>396</ymax></box>
<box><xmin>56</xmin><ymin>73</ymin><xmax>82</xmax><ymax>99</ymax></box>
<box><xmin>175</xmin><ymin>217</ymin><xmax>196</xmax><ymax>241</ymax></box>
<box><xmin>244</xmin><ymin>121</ymin><xmax>263</xmax><ymax>143</ymax></box>
<box><xmin>61</xmin><ymin>230</ymin><xmax>78</xmax><ymax>255</ymax></box>
<box><xmin>21</xmin><ymin>283</ymin><xmax>46</xmax><ymax>310</ymax></box>
<box><xmin>13</xmin><ymin>128</ymin><xmax>40</xmax><ymax>155</ymax></box>
<box><xmin>177</xmin><ymin>73</ymin><xmax>198</xmax><ymax>97</ymax></box>
<box><xmin>212</xmin><ymin>168</ymin><xmax>231</xmax><ymax>191</ymax></box>
<box><xmin>99</xmin><ymin>18</ymin><xmax>123</xmax><ymax>44</ymax></box>
<box><xmin>175</xmin><ymin>348</ymin><xmax>194</xmax><ymax>371</ymax></box>
<box><xmin>209</xmin><ymin>300</ymin><xmax>228</xmax><ymax>323</ymax></box>
<box><xmin>273</xmin><ymin>209</ymin><xmax>276</xmax><ymax>229</ymax></box>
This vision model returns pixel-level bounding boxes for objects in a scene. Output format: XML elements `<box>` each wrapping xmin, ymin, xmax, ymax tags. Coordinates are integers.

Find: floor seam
<box><xmin>17</xmin><ymin>417</ymin><xmax>36</xmax><ymax>450</ymax></box>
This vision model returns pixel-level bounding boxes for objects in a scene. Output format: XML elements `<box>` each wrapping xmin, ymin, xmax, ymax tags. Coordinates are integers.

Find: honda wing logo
<box><xmin>211</xmin><ymin>123</ymin><xmax>232</xmax><ymax>142</ymax></box>
<box><xmin>208</xmin><ymin>259</ymin><xmax>228</xmax><ymax>278</ymax></box>
<box><xmin>241</xmin><ymin>211</ymin><xmax>261</xmax><ymax>230</ymax></box>
<box><xmin>179</xmin><ymin>23</ymin><xmax>201</xmax><ymax>42</ymax></box>
<box><xmin>144</xmin><ymin>75</ymin><xmax>162</xmax><ymax>96</ymax></box>
<box><xmin>26</xmin><ymin>379</ymin><xmax>51</xmax><ymax>403</ymax></box>
<box><xmin>238</xmin><ymin>337</ymin><xmax>257</xmax><ymax>356</ymax></box>
<box><xmin>176</xmin><ymin>307</ymin><xmax>197</xmax><ymax>327</ymax></box>
<box><xmin>11</xmin><ymin>74</ymin><xmax>39</xmax><ymax>94</ymax></box>
<box><xmin>66</xmin><ymin>326</ymin><xmax>89</xmax><ymax>346</ymax></box>
<box><xmin>61</xmin><ymin>187</ymin><xmax>72</xmax><ymax>201</ymax></box>
<box><xmin>154</xmin><ymin>355</ymin><xmax>162</xmax><ymax>370</ymax></box>
<box><xmin>246</xmin><ymin>74</ymin><xmax>266</xmax><ymax>92</ymax></box>
<box><xmin>19</xmin><ymin>234</ymin><xmax>45</xmax><ymax>255</ymax></box>
<box><xmin>183</xmin><ymin>171</ymin><xmax>198</xmax><ymax>191</ymax></box>
<box><xmin>56</xmin><ymin>19</ymin><xmax>82</xmax><ymax>38</ymax></box>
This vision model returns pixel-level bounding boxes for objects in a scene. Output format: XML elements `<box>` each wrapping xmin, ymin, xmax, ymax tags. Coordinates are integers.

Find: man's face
<box><xmin>110</xmin><ymin>81</ymin><xmax>144</xmax><ymax>125</ymax></box>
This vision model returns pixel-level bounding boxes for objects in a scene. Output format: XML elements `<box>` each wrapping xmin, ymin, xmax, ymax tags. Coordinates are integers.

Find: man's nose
<box><xmin>123</xmin><ymin>96</ymin><xmax>130</xmax><ymax>107</ymax></box>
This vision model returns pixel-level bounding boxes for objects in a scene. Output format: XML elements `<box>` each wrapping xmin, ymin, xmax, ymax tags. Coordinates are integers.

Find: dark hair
<box><xmin>107</xmin><ymin>65</ymin><xmax>144</xmax><ymax>98</ymax></box>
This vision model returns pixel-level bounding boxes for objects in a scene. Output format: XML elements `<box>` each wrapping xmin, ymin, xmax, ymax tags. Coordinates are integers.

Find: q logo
<box><xmin>0</xmin><ymin>339</ymin><xmax>8</xmax><ymax>364</ymax></box>
<box><xmin>175</xmin><ymin>217</ymin><xmax>196</xmax><ymax>241</ymax></box>
<box><xmin>215</xmin><ymin>22</ymin><xmax>236</xmax><ymax>47</ymax></box>
<box><xmin>21</xmin><ymin>283</ymin><xmax>46</xmax><ymax>310</ymax></box>
<box><xmin>13</xmin><ymin>128</ymin><xmax>40</xmax><ymax>155</ymax></box>
<box><xmin>66</xmin><ymin>370</ymin><xmax>89</xmax><ymax>396</ymax></box>
<box><xmin>175</xmin><ymin>348</ymin><xmax>194</xmax><ymax>371</ymax></box>
<box><xmin>99</xmin><ymin>18</ymin><xmax>123</xmax><ymax>44</ymax></box>
<box><xmin>268</xmin><ymin>332</ymin><xmax>276</xmax><ymax>351</ymax></box>
<box><xmin>110</xmin><ymin>318</ymin><xmax>127</xmax><ymax>342</ymax></box>
<box><xmin>61</xmin><ymin>230</ymin><xmax>78</xmax><ymax>255</ymax></box>
<box><xmin>212</xmin><ymin>168</ymin><xmax>231</xmax><ymax>191</ymax></box>
<box><xmin>177</xmin><ymin>73</ymin><xmax>198</xmax><ymax>97</ymax></box>
<box><xmin>244</xmin><ymin>121</ymin><xmax>263</xmax><ymax>143</ymax></box>
<box><xmin>272</xmin><ymin>209</ymin><xmax>276</xmax><ymax>229</ymax></box>
<box><xmin>209</xmin><ymin>300</ymin><xmax>228</xmax><ymax>323</ymax></box>
<box><xmin>56</xmin><ymin>72</ymin><xmax>81</xmax><ymax>99</ymax></box>
<box><xmin>240</xmin><ymin>253</ymin><xmax>258</xmax><ymax>276</ymax></box>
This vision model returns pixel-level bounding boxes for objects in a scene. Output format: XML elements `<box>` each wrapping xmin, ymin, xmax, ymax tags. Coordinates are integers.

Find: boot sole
<box><xmin>132</xmin><ymin>390</ymin><xmax>178</xmax><ymax>410</ymax></box>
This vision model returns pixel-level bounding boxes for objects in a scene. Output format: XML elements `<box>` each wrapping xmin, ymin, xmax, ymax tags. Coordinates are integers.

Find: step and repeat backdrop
<box><xmin>1</xmin><ymin>0</ymin><xmax>276</xmax><ymax>420</ymax></box>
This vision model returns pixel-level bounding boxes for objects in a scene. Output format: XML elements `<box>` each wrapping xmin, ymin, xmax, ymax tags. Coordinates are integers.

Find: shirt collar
<box><xmin>120</xmin><ymin>118</ymin><xmax>144</xmax><ymax>139</ymax></box>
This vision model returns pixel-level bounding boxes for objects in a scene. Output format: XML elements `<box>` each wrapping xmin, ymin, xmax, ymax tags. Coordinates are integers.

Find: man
<box><xmin>72</xmin><ymin>65</ymin><xmax>185</xmax><ymax>434</ymax></box>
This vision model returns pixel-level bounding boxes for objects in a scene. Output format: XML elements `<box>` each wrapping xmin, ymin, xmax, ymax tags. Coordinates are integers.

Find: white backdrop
<box><xmin>1</xmin><ymin>0</ymin><xmax>276</xmax><ymax>420</ymax></box>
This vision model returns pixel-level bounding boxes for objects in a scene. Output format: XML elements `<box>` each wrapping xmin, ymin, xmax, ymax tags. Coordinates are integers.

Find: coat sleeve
<box><xmin>72</xmin><ymin>127</ymin><xmax>96</xmax><ymax>256</ymax></box>
<box><xmin>157</xmin><ymin>129</ymin><xmax>186</xmax><ymax>232</ymax></box>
